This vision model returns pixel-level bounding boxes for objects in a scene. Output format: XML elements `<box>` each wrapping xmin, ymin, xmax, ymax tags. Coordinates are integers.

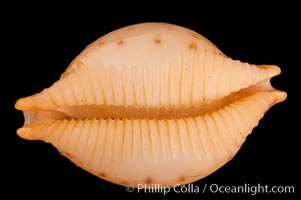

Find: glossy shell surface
<box><xmin>15</xmin><ymin>23</ymin><xmax>286</xmax><ymax>187</ymax></box>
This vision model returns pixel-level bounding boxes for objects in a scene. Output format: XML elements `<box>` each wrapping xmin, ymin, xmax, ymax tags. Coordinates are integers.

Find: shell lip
<box><xmin>16</xmin><ymin>78</ymin><xmax>287</xmax><ymax>134</ymax></box>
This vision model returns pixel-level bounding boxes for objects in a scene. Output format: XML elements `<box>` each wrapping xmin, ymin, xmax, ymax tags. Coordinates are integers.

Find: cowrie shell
<box><xmin>15</xmin><ymin>22</ymin><xmax>286</xmax><ymax>187</ymax></box>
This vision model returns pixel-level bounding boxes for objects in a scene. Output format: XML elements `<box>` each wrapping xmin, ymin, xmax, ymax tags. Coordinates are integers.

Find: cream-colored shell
<box><xmin>15</xmin><ymin>22</ymin><xmax>286</xmax><ymax>187</ymax></box>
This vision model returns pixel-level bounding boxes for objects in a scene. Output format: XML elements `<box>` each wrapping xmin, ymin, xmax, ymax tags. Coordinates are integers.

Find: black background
<box><xmin>2</xmin><ymin>4</ymin><xmax>297</xmax><ymax>199</ymax></box>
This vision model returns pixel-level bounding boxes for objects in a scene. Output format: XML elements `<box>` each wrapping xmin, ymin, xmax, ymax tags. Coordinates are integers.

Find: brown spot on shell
<box><xmin>227</xmin><ymin>155</ymin><xmax>233</xmax><ymax>160</ymax></box>
<box><xmin>189</xmin><ymin>43</ymin><xmax>197</xmax><ymax>50</ymax></box>
<box><xmin>154</xmin><ymin>38</ymin><xmax>161</xmax><ymax>44</ymax></box>
<box><xmin>98</xmin><ymin>40</ymin><xmax>105</xmax><ymax>46</ymax></box>
<box><xmin>179</xmin><ymin>176</ymin><xmax>186</xmax><ymax>182</ymax></box>
<box><xmin>145</xmin><ymin>177</ymin><xmax>153</xmax><ymax>184</ymax></box>
<box><xmin>217</xmin><ymin>52</ymin><xmax>226</xmax><ymax>57</ymax></box>
<box><xmin>125</xmin><ymin>27</ymin><xmax>135</xmax><ymax>31</ymax></box>
<box><xmin>63</xmin><ymin>152</ymin><xmax>74</xmax><ymax>159</ymax></box>
<box><xmin>99</xmin><ymin>173</ymin><xmax>107</xmax><ymax>178</ymax></box>
<box><xmin>191</xmin><ymin>33</ymin><xmax>199</xmax><ymax>39</ymax></box>
<box><xmin>117</xmin><ymin>40</ymin><xmax>124</xmax><ymax>45</ymax></box>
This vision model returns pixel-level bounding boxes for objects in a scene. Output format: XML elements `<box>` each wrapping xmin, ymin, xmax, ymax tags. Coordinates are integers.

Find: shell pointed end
<box><xmin>273</xmin><ymin>91</ymin><xmax>287</xmax><ymax>103</ymax></box>
<box><xmin>15</xmin><ymin>97</ymin><xmax>34</xmax><ymax>110</ymax></box>
<box><xmin>257</xmin><ymin>64</ymin><xmax>281</xmax><ymax>77</ymax></box>
<box><xmin>17</xmin><ymin>127</ymin><xmax>35</xmax><ymax>140</ymax></box>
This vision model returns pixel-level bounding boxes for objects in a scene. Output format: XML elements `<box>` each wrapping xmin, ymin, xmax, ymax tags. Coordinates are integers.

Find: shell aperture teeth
<box><xmin>15</xmin><ymin>22</ymin><xmax>286</xmax><ymax>187</ymax></box>
<box><xmin>16</xmin><ymin>75</ymin><xmax>284</xmax><ymax>124</ymax></box>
